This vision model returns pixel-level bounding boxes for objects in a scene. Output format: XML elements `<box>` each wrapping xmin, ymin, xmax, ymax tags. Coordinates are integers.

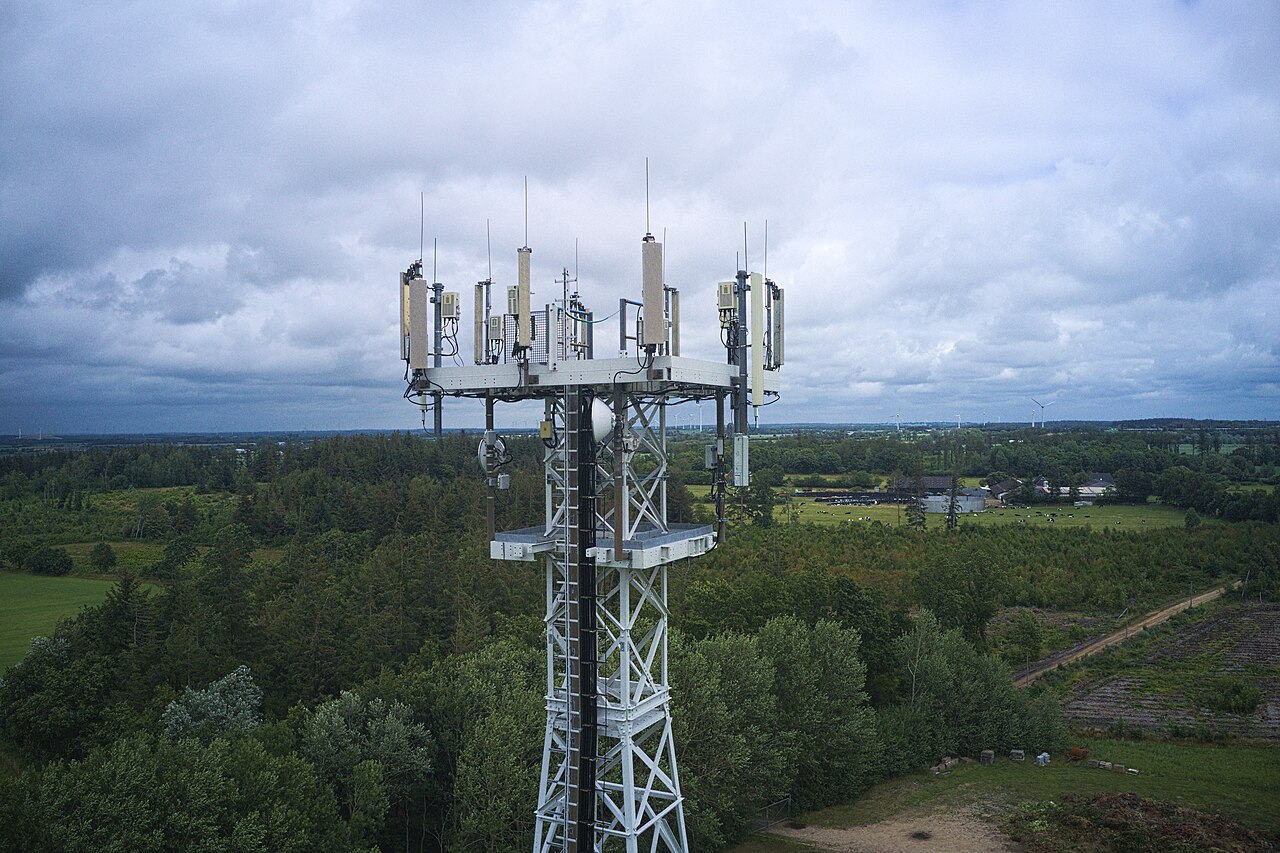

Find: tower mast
<box><xmin>398</xmin><ymin>196</ymin><xmax>783</xmax><ymax>852</ymax></box>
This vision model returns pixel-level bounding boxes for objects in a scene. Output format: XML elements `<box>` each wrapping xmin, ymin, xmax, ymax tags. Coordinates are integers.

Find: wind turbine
<box><xmin>1031</xmin><ymin>398</ymin><xmax>1054</xmax><ymax>428</ymax></box>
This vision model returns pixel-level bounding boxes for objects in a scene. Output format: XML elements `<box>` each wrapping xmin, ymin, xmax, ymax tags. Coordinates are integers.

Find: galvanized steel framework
<box><xmin>403</xmin><ymin>241</ymin><xmax>780</xmax><ymax>853</ymax></box>
<box><xmin>533</xmin><ymin>389</ymin><xmax>688</xmax><ymax>852</ymax></box>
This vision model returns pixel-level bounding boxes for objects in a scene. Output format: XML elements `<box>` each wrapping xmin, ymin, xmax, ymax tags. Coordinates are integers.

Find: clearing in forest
<box><xmin>1056</xmin><ymin>603</ymin><xmax>1280</xmax><ymax>739</ymax></box>
<box><xmin>0</xmin><ymin>572</ymin><xmax>121</xmax><ymax>668</ymax></box>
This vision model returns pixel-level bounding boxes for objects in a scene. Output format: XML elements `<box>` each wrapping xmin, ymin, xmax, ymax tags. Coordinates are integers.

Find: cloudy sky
<box><xmin>2</xmin><ymin>0</ymin><xmax>1277</xmax><ymax>434</ymax></box>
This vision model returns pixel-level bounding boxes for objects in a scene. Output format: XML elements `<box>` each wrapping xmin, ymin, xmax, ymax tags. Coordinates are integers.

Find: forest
<box><xmin>1</xmin><ymin>429</ymin><xmax>1277</xmax><ymax>851</ymax></box>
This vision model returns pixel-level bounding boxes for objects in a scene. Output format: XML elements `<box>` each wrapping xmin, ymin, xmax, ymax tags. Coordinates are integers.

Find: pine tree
<box><xmin>946</xmin><ymin>476</ymin><xmax>960</xmax><ymax>531</ymax></box>
<box><xmin>906</xmin><ymin>498</ymin><xmax>926</xmax><ymax>530</ymax></box>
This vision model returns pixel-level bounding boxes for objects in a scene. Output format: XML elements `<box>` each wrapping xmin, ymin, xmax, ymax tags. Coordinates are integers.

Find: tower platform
<box><xmin>491</xmin><ymin>522</ymin><xmax>714</xmax><ymax>568</ymax></box>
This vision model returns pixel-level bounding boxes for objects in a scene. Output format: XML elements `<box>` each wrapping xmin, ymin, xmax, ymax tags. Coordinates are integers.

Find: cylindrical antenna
<box><xmin>419</xmin><ymin>192</ymin><xmax>425</xmax><ymax>262</ymax></box>
<box><xmin>764</xmin><ymin>219</ymin><xmax>768</xmax><ymax>279</ymax></box>
<box><xmin>486</xmin><ymin>218</ymin><xmax>492</xmax><ymax>281</ymax></box>
<box><xmin>645</xmin><ymin>157</ymin><xmax>651</xmax><ymax>235</ymax></box>
<box><xmin>523</xmin><ymin>176</ymin><xmax>529</xmax><ymax>248</ymax></box>
<box><xmin>574</xmin><ymin>237</ymin><xmax>579</xmax><ymax>285</ymax></box>
<box><xmin>743</xmin><ymin>222</ymin><xmax>748</xmax><ymax>272</ymax></box>
<box><xmin>433</xmin><ymin>238</ymin><xmax>438</xmax><ymax>282</ymax></box>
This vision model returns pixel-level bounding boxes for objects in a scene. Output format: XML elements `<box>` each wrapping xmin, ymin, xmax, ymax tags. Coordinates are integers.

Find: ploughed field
<box><xmin>1056</xmin><ymin>603</ymin><xmax>1280</xmax><ymax>739</ymax></box>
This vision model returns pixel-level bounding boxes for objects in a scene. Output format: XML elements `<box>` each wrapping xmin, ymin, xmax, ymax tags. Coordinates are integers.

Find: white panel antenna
<box><xmin>669</xmin><ymin>290</ymin><xmax>680</xmax><ymax>356</ymax></box>
<box><xmin>641</xmin><ymin>238</ymin><xmax>663</xmax><ymax>347</ymax></box>
<box><xmin>749</xmin><ymin>272</ymin><xmax>764</xmax><ymax>401</ymax></box>
<box><xmin>516</xmin><ymin>248</ymin><xmax>532</xmax><ymax>348</ymax></box>
<box><xmin>772</xmin><ymin>287</ymin><xmax>784</xmax><ymax>366</ymax></box>
<box><xmin>473</xmin><ymin>283</ymin><xmax>485</xmax><ymax>364</ymax></box>
<box><xmin>399</xmin><ymin>273</ymin><xmax>413</xmax><ymax>360</ymax></box>
<box><xmin>407</xmin><ymin>278</ymin><xmax>430</xmax><ymax>369</ymax></box>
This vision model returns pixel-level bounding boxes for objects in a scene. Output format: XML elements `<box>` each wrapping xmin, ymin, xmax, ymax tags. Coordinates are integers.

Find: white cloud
<box><xmin>2</xmin><ymin>0</ymin><xmax>1278</xmax><ymax>432</ymax></box>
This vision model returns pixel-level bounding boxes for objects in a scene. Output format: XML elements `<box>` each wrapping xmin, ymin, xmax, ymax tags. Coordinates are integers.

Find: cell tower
<box><xmin>399</xmin><ymin>208</ymin><xmax>784</xmax><ymax>852</ymax></box>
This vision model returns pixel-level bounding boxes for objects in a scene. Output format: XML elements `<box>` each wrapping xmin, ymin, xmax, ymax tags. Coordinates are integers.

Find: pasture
<box><xmin>691</xmin><ymin>486</ymin><xmax>1200</xmax><ymax>529</ymax></box>
<box><xmin>732</xmin><ymin>736</ymin><xmax>1280</xmax><ymax>851</ymax></box>
<box><xmin>803</xmin><ymin>736</ymin><xmax>1280</xmax><ymax>833</ymax></box>
<box><xmin>61</xmin><ymin>540</ymin><xmax>165</xmax><ymax>575</ymax></box>
<box><xmin>0</xmin><ymin>572</ymin><xmax>120</xmax><ymax>669</ymax></box>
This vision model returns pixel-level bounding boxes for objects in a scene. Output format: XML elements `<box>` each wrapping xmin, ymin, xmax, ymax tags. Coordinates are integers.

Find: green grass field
<box><xmin>0</xmin><ymin>572</ymin><xmax>123</xmax><ymax>669</ymax></box>
<box><xmin>60</xmin><ymin>540</ymin><xmax>165</xmax><ymax>575</ymax></box>
<box><xmin>731</xmin><ymin>736</ymin><xmax>1280</xmax><ymax>850</ymax></box>
<box><xmin>692</xmin><ymin>486</ymin><xmax>1200</xmax><ymax>530</ymax></box>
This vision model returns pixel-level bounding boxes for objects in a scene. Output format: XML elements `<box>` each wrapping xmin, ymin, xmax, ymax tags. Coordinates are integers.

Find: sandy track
<box><xmin>768</xmin><ymin>808</ymin><xmax>1015</xmax><ymax>852</ymax></box>
<box><xmin>1013</xmin><ymin>579</ymin><xmax>1242</xmax><ymax>688</ymax></box>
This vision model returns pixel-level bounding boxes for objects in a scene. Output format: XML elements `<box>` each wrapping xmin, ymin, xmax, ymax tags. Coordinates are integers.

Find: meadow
<box><xmin>0</xmin><ymin>572</ymin><xmax>122</xmax><ymax>669</ymax></box>
<box><xmin>60</xmin><ymin>540</ymin><xmax>165</xmax><ymax>574</ymax></box>
<box><xmin>691</xmin><ymin>486</ymin><xmax>1200</xmax><ymax>530</ymax></box>
<box><xmin>732</xmin><ymin>735</ymin><xmax>1280</xmax><ymax>850</ymax></box>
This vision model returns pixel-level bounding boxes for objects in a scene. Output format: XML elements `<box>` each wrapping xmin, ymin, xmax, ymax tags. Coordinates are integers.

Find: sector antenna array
<box><xmin>398</xmin><ymin>210</ymin><xmax>783</xmax><ymax>853</ymax></box>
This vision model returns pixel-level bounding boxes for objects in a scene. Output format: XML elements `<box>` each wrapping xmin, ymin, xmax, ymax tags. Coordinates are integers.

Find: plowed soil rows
<box><xmin>1062</xmin><ymin>604</ymin><xmax>1280</xmax><ymax>738</ymax></box>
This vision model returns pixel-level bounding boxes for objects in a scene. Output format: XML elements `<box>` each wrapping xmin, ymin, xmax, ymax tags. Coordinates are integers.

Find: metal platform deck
<box><xmin>491</xmin><ymin>522</ymin><xmax>715</xmax><ymax>568</ymax></box>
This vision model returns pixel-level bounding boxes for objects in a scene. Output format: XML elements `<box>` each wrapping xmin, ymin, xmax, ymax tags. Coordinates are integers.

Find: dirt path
<box><xmin>1013</xmin><ymin>579</ymin><xmax>1242</xmax><ymax>687</ymax></box>
<box><xmin>768</xmin><ymin>808</ymin><xmax>1015</xmax><ymax>852</ymax></box>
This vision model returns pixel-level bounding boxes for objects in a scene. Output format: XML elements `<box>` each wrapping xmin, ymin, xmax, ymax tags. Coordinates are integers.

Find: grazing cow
<box><xmin>1067</xmin><ymin>747</ymin><xmax>1089</xmax><ymax>762</ymax></box>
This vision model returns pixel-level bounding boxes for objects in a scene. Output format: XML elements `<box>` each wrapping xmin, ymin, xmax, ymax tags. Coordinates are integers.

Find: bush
<box><xmin>1107</xmin><ymin>717</ymin><xmax>1145</xmax><ymax>740</ymax></box>
<box><xmin>25</xmin><ymin>545</ymin><xmax>72</xmax><ymax>576</ymax></box>
<box><xmin>88</xmin><ymin>542</ymin><xmax>117</xmax><ymax>573</ymax></box>
<box><xmin>1196</xmin><ymin>677</ymin><xmax>1262</xmax><ymax>715</ymax></box>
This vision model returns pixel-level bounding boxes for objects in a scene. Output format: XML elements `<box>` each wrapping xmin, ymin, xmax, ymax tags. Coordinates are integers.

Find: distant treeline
<box><xmin>673</xmin><ymin>425</ymin><xmax>1279</xmax><ymax>483</ymax></box>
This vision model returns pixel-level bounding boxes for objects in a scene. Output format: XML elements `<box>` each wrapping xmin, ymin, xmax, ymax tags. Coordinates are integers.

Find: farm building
<box><xmin>1078</xmin><ymin>472</ymin><xmax>1116</xmax><ymax>499</ymax></box>
<box><xmin>891</xmin><ymin>475</ymin><xmax>959</xmax><ymax>492</ymax></box>
<box><xmin>989</xmin><ymin>478</ymin><xmax>1023</xmax><ymax>502</ymax></box>
<box><xmin>920</xmin><ymin>493</ymin><xmax>986</xmax><ymax>513</ymax></box>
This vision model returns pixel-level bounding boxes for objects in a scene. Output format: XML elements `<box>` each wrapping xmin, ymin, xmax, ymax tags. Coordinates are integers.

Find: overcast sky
<box><xmin>2</xmin><ymin>0</ymin><xmax>1277</xmax><ymax>434</ymax></box>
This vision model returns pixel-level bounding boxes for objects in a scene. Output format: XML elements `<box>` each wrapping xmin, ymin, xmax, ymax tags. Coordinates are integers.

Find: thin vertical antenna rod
<box><xmin>524</xmin><ymin>176</ymin><xmax>529</xmax><ymax>248</ymax></box>
<box><xmin>486</xmin><ymin>219</ymin><xmax>492</xmax><ymax>280</ymax></box>
<box><xmin>764</xmin><ymin>220</ymin><xmax>768</xmax><ymax>279</ymax></box>
<box><xmin>574</xmin><ymin>237</ymin><xmax>579</xmax><ymax>286</ymax></box>
<box><xmin>742</xmin><ymin>222</ymin><xmax>748</xmax><ymax>271</ymax></box>
<box><xmin>433</xmin><ymin>238</ymin><xmax>438</xmax><ymax>282</ymax></box>
<box><xmin>662</xmin><ymin>228</ymin><xmax>667</xmax><ymax>282</ymax></box>
<box><xmin>420</xmin><ymin>192</ymin><xmax>425</xmax><ymax>262</ymax></box>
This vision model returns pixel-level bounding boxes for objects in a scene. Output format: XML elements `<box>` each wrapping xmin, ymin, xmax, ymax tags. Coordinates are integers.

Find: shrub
<box><xmin>1196</xmin><ymin>677</ymin><xmax>1262</xmax><ymax>716</ymax></box>
<box><xmin>25</xmin><ymin>545</ymin><xmax>72</xmax><ymax>576</ymax></box>
<box><xmin>1107</xmin><ymin>717</ymin><xmax>1145</xmax><ymax>740</ymax></box>
<box><xmin>88</xmin><ymin>542</ymin><xmax>116</xmax><ymax>572</ymax></box>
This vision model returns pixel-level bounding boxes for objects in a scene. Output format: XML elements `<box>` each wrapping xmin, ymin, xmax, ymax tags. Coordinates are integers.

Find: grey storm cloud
<box><xmin>1</xmin><ymin>0</ymin><xmax>1278</xmax><ymax>433</ymax></box>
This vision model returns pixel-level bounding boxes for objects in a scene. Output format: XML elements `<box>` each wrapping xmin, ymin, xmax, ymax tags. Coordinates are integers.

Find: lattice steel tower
<box><xmin>399</xmin><ymin>216</ymin><xmax>783</xmax><ymax>852</ymax></box>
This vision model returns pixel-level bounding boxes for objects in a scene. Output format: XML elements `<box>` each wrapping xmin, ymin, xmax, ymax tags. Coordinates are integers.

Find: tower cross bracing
<box><xmin>400</xmin><ymin>225</ymin><xmax>782</xmax><ymax>852</ymax></box>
